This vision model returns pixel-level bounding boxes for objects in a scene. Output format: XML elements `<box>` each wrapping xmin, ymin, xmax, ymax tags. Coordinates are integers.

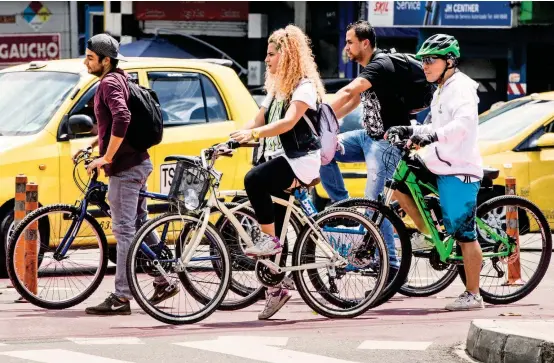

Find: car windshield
<box><xmin>479</xmin><ymin>98</ymin><xmax>533</xmax><ymax>124</ymax></box>
<box><xmin>0</xmin><ymin>71</ymin><xmax>80</xmax><ymax>136</ymax></box>
<box><xmin>479</xmin><ymin>99</ymin><xmax>554</xmax><ymax>141</ymax></box>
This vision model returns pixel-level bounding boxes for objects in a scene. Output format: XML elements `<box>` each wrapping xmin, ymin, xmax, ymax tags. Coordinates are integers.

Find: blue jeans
<box><xmin>320</xmin><ymin>129</ymin><xmax>400</xmax><ymax>268</ymax></box>
<box><xmin>108</xmin><ymin>159</ymin><xmax>154</xmax><ymax>300</ymax></box>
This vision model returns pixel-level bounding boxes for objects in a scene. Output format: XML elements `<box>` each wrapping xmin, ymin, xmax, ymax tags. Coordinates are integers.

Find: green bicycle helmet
<box><xmin>416</xmin><ymin>34</ymin><xmax>460</xmax><ymax>59</ymax></box>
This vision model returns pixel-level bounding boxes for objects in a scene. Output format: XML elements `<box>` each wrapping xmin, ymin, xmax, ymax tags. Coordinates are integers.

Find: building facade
<box><xmin>0</xmin><ymin>1</ymin><xmax>79</xmax><ymax>68</ymax></box>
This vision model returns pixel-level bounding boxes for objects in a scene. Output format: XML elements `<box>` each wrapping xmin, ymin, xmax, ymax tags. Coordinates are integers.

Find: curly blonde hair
<box><xmin>264</xmin><ymin>25</ymin><xmax>326</xmax><ymax>103</ymax></box>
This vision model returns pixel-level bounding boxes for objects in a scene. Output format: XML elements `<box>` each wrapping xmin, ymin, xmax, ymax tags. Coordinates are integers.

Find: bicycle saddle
<box><xmin>483</xmin><ymin>168</ymin><xmax>499</xmax><ymax>180</ymax></box>
<box><xmin>164</xmin><ymin>155</ymin><xmax>199</xmax><ymax>163</ymax></box>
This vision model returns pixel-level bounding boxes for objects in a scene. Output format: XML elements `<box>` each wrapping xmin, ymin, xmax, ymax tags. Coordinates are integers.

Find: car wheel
<box><xmin>0</xmin><ymin>209</ymin><xmax>15</xmax><ymax>278</ymax></box>
<box><xmin>108</xmin><ymin>246</ymin><xmax>117</xmax><ymax>265</ymax></box>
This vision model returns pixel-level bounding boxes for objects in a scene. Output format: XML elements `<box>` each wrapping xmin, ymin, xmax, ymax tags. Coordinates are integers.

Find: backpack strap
<box><xmin>303</xmin><ymin>115</ymin><xmax>318</xmax><ymax>137</ymax></box>
<box><xmin>302</xmin><ymin>102</ymin><xmax>320</xmax><ymax>137</ymax></box>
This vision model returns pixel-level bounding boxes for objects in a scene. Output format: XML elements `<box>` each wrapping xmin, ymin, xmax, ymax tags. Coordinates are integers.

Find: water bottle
<box><xmin>294</xmin><ymin>188</ymin><xmax>317</xmax><ymax>217</ymax></box>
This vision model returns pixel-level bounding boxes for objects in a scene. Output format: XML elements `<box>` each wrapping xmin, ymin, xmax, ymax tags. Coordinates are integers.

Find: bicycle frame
<box><xmin>54</xmin><ymin>168</ymin><xmax>171</xmax><ymax>261</ymax></box>
<box><xmin>387</xmin><ymin>154</ymin><xmax>514</xmax><ymax>263</ymax></box>
<box><xmin>182</xmin><ymin>187</ymin><xmax>351</xmax><ymax>275</ymax></box>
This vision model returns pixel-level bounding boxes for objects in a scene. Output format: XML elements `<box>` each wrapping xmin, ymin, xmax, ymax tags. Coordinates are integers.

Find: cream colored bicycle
<box><xmin>126</xmin><ymin>140</ymin><xmax>390</xmax><ymax>324</ymax></box>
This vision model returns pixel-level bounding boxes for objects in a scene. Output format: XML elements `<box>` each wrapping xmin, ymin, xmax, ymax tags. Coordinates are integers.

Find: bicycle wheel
<box><xmin>213</xmin><ymin>203</ymin><xmax>301</xmax><ymax>311</ymax></box>
<box><xmin>292</xmin><ymin>207</ymin><xmax>389</xmax><ymax>318</ymax></box>
<box><xmin>457</xmin><ymin>196</ymin><xmax>552</xmax><ymax>304</ymax></box>
<box><xmin>330</xmin><ymin>198</ymin><xmax>412</xmax><ymax>308</ymax></box>
<box><xmin>7</xmin><ymin>204</ymin><xmax>108</xmax><ymax>309</ymax></box>
<box><xmin>126</xmin><ymin>212</ymin><xmax>231</xmax><ymax>325</ymax></box>
<box><xmin>398</xmin><ymin>259</ymin><xmax>458</xmax><ymax>297</ymax></box>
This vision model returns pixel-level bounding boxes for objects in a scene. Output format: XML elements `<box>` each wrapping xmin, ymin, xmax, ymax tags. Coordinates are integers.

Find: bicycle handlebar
<box><xmin>201</xmin><ymin>139</ymin><xmax>260</xmax><ymax>168</ymax></box>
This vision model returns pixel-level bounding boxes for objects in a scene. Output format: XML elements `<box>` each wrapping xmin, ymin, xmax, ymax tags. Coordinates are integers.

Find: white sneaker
<box><xmin>245</xmin><ymin>227</ymin><xmax>282</xmax><ymax>257</ymax></box>
<box><xmin>258</xmin><ymin>288</ymin><xmax>291</xmax><ymax>320</ymax></box>
<box><xmin>445</xmin><ymin>291</ymin><xmax>485</xmax><ymax>311</ymax></box>
<box><xmin>411</xmin><ymin>232</ymin><xmax>432</xmax><ymax>250</ymax></box>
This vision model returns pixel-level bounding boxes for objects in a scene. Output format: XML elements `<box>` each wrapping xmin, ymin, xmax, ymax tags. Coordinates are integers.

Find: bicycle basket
<box><xmin>168</xmin><ymin>158</ymin><xmax>211</xmax><ymax>212</ymax></box>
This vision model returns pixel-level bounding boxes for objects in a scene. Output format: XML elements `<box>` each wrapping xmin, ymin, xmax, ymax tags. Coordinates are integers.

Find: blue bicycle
<box><xmin>7</xmin><ymin>148</ymin><xmax>231</xmax><ymax>322</ymax></box>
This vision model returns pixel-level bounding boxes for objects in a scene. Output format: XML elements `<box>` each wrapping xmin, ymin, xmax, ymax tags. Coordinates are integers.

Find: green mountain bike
<box><xmin>356</xmin><ymin>136</ymin><xmax>552</xmax><ymax>305</ymax></box>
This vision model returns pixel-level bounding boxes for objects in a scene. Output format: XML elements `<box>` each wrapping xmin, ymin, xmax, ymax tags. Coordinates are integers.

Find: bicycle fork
<box><xmin>54</xmin><ymin>201</ymin><xmax>90</xmax><ymax>260</ymax></box>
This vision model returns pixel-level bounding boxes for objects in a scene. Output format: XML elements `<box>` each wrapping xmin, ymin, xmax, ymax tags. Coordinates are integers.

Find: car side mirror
<box><xmin>536</xmin><ymin>133</ymin><xmax>554</xmax><ymax>148</ymax></box>
<box><xmin>68</xmin><ymin>114</ymin><xmax>94</xmax><ymax>135</ymax></box>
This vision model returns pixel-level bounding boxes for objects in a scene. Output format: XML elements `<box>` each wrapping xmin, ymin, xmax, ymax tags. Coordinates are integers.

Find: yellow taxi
<box><xmin>0</xmin><ymin>57</ymin><xmax>258</xmax><ymax>276</ymax></box>
<box><xmin>478</xmin><ymin>92</ymin><xmax>554</xmax><ymax>226</ymax></box>
<box><xmin>313</xmin><ymin>92</ymin><xmax>554</xmax><ymax>228</ymax></box>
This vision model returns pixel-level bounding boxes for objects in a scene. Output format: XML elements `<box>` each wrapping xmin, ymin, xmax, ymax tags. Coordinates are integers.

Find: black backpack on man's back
<box><xmin>125</xmin><ymin>79</ymin><xmax>164</xmax><ymax>151</ymax></box>
<box><xmin>375</xmin><ymin>49</ymin><xmax>437</xmax><ymax>113</ymax></box>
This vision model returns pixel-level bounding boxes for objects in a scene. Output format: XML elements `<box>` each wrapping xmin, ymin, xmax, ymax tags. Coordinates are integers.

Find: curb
<box><xmin>466</xmin><ymin>320</ymin><xmax>554</xmax><ymax>363</ymax></box>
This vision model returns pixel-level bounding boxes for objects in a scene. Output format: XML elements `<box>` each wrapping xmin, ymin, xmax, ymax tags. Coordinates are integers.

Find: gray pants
<box><xmin>108</xmin><ymin>159</ymin><xmax>154</xmax><ymax>300</ymax></box>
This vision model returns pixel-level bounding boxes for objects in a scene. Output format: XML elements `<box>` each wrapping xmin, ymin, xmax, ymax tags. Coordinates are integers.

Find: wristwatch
<box><xmin>251</xmin><ymin>129</ymin><xmax>260</xmax><ymax>141</ymax></box>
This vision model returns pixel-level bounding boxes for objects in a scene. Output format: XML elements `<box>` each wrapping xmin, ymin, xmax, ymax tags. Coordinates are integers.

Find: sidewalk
<box><xmin>466</xmin><ymin>319</ymin><xmax>554</xmax><ymax>363</ymax></box>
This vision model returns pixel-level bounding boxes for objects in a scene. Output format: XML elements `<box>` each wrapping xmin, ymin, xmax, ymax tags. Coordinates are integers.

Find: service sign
<box><xmin>0</xmin><ymin>33</ymin><xmax>60</xmax><ymax>65</ymax></box>
<box><xmin>368</xmin><ymin>1</ymin><xmax>513</xmax><ymax>28</ymax></box>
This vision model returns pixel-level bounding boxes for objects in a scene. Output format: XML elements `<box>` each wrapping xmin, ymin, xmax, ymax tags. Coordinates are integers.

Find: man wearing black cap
<box><xmin>74</xmin><ymin>33</ymin><xmax>177</xmax><ymax>315</ymax></box>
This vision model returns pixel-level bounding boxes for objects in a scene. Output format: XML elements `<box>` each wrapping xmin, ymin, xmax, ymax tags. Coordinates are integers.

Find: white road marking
<box><xmin>0</xmin><ymin>349</ymin><xmax>134</xmax><ymax>363</ymax></box>
<box><xmin>67</xmin><ymin>337</ymin><xmax>144</xmax><ymax>345</ymax></box>
<box><xmin>357</xmin><ymin>340</ymin><xmax>432</xmax><ymax>351</ymax></box>
<box><xmin>177</xmin><ymin>336</ymin><xmax>363</xmax><ymax>363</ymax></box>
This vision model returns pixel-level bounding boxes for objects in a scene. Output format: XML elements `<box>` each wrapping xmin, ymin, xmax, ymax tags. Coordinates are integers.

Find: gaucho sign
<box><xmin>0</xmin><ymin>34</ymin><xmax>60</xmax><ymax>65</ymax></box>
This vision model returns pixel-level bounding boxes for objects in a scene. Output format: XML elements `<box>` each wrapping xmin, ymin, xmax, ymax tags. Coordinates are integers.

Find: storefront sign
<box><xmin>135</xmin><ymin>1</ymin><xmax>248</xmax><ymax>22</ymax></box>
<box><xmin>368</xmin><ymin>1</ymin><xmax>513</xmax><ymax>28</ymax></box>
<box><xmin>0</xmin><ymin>34</ymin><xmax>60</xmax><ymax>65</ymax></box>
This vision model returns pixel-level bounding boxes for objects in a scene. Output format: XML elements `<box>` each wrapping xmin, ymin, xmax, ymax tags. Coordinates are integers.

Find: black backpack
<box><xmin>125</xmin><ymin>80</ymin><xmax>164</xmax><ymax>151</ymax></box>
<box><xmin>375</xmin><ymin>49</ymin><xmax>437</xmax><ymax>112</ymax></box>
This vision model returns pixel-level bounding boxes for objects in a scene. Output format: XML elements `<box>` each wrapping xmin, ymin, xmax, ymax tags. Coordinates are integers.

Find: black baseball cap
<box><xmin>87</xmin><ymin>34</ymin><xmax>125</xmax><ymax>60</ymax></box>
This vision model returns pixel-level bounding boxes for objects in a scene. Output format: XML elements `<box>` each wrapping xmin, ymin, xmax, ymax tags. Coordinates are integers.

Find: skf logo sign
<box><xmin>368</xmin><ymin>1</ymin><xmax>394</xmax><ymax>26</ymax></box>
<box><xmin>373</xmin><ymin>1</ymin><xmax>390</xmax><ymax>15</ymax></box>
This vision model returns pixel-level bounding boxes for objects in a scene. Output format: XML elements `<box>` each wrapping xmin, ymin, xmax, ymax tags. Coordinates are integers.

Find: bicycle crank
<box><xmin>255</xmin><ymin>259</ymin><xmax>285</xmax><ymax>287</ymax></box>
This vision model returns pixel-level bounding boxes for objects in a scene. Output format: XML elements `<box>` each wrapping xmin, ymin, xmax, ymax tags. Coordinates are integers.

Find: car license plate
<box><xmin>160</xmin><ymin>163</ymin><xmax>176</xmax><ymax>195</ymax></box>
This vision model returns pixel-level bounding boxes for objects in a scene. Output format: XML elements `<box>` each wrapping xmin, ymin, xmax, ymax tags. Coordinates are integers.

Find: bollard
<box><xmin>24</xmin><ymin>182</ymin><xmax>38</xmax><ymax>295</ymax></box>
<box><xmin>504</xmin><ymin>176</ymin><xmax>523</xmax><ymax>285</ymax></box>
<box><xmin>14</xmin><ymin>175</ymin><xmax>27</xmax><ymax>288</ymax></box>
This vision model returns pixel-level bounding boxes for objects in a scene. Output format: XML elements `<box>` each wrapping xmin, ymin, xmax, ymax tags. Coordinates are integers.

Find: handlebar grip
<box><xmin>241</xmin><ymin>142</ymin><xmax>260</xmax><ymax>148</ymax></box>
<box><xmin>227</xmin><ymin>140</ymin><xmax>260</xmax><ymax>149</ymax></box>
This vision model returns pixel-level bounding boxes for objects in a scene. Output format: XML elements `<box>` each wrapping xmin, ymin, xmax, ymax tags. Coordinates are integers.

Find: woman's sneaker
<box><xmin>445</xmin><ymin>291</ymin><xmax>485</xmax><ymax>311</ymax></box>
<box><xmin>258</xmin><ymin>288</ymin><xmax>292</xmax><ymax>320</ymax></box>
<box><xmin>245</xmin><ymin>227</ymin><xmax>282</xmax><ymax>257</ymax></box>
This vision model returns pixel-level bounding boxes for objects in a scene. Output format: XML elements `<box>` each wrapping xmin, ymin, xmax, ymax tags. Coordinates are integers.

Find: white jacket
<box><xmin>413</xmin><ymin>71</ymin><xmax>483</xmax><ymax>179</ymax></box>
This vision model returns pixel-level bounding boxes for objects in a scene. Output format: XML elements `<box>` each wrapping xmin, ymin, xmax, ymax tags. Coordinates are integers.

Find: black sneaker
<box><xmin>148</xmin><ymin>282</ymin><xmax>180</xmax><ymax>306</ymax></box>
<box><xmin>85</xmin><ymin>293</ymin><xmax>131</xmax><ymax>316</ymax></box>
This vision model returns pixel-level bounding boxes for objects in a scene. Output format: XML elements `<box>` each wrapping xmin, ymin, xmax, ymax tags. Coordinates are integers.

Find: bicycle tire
<box><xmin>126</xmin><ymin>212</ymin><xmax>231</xmax><ymax>325</ymax></box>
<box><xmin>398</xmin><ymin>266</ymin><xmax>458</xmax><ymax>297</ymax></box>
<box><xmin>330</xmin><ymin>198</ymin><xmax>412</xmax><ymax>308</ymax></box>
<box><xmin>457</xmin><ymin>195</ymin><xmax>552</xmax><ymax>305</ymax></box>
<box><xmin>7</xmin><ymin>204</ymin><xmax>108</xmax><ymax>309</ymax></box>
<box><xmin>292</xmin><ymin>207</ymin><xmax>389</xmax><ymax>318</ymax></box>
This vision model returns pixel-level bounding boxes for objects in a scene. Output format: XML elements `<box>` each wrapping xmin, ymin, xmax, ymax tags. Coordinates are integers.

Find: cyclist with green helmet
<box><xmin>387</xmin><ymin>34</ymin><xmax>485</xmax><ymax>311</ymax></box>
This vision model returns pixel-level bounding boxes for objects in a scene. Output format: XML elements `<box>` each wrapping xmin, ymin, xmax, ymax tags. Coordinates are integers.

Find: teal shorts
<box><xmin>437</xmin><ymin>175</ymin><xmax>480</xmax><ymax>242</ymax></box>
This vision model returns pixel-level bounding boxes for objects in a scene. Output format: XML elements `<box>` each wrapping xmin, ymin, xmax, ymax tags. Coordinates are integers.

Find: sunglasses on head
<box><xmin>421</xmin><ymin>56</ymin><xmax>445</xmax><ymax>65</ymax></box>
